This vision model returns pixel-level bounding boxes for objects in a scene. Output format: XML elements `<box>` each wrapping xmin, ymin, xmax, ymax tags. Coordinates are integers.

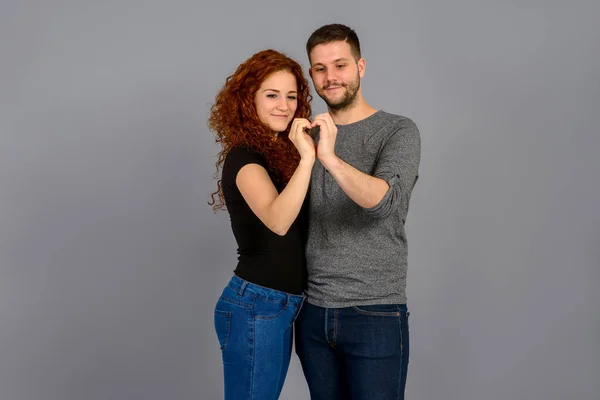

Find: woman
<box><xmin>208</xmin><ymin>49</ymin><xmax>314</xmax><ymax>399</ymax></box>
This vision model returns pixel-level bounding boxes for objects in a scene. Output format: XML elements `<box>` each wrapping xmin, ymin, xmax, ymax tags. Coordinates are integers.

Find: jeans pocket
<box><xmin>254</xmin><ymin>296</ymin><xmax>288</xmax><ymax>321</ymax></box>
<box><xmin>352</xmin><ymin>304</ymin><xmax>401</xmax><ymax>317</ymax></box>
<box><xmin>214</xmin><ymin>309</ymin><xmax>231</xmax><ymax>351</ymax></box>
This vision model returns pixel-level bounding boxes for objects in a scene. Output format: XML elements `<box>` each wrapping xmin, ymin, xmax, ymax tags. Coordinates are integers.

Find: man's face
<box><xmin>309</xmin><ymin>41</ymin><xmax>364</xmax><ymax>111</ymax></box>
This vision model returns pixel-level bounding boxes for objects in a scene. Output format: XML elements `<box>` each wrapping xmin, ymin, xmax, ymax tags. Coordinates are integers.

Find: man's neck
<box><xmin>328</xmin><ymin>97</ymin><xmax>378</xmax><ymax>125</ymax></box>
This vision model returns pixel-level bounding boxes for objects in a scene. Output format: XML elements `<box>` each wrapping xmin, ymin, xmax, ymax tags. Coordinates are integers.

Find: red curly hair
<box><xmin>208</xmin><ymin>49</ymin><xmax>312</xmax><ymax>211</ymax></box>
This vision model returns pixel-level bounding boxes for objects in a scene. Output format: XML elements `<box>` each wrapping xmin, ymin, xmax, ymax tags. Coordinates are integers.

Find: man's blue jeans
<box><xmin>213</xmin><ymin>275</ymin><xmax>305</xmax><ymax>399</ymax></box>
<box><xmin>295</xmin><ymin>302</ymin><xmax>410</xmax><ymax>399</ymax></box>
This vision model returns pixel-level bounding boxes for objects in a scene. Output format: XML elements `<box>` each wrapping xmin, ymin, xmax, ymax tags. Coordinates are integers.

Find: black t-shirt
<box><xmin>221</xmin><ymin>146</ymin><xmax>308</xmax><ymax>295</ymax></box>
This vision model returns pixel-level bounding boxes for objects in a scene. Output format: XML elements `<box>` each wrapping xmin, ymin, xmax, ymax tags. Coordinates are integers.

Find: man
<box><xmin>294</xmin><ymin>23</ymin><xmax>421</xmax><ymax>399</ymax></box>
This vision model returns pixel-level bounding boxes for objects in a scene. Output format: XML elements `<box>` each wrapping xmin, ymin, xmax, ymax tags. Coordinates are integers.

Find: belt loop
<box><xmin>237</xmin><ymin>281</ymin><xmax>249</xmax><ymax>297</ymax></box>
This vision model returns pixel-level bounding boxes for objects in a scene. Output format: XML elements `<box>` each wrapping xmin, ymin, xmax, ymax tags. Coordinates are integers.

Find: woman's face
<box><xmin>254</xmin><ymin>70</ymin><xmax>298</xmax><ymax>133</ymax></box>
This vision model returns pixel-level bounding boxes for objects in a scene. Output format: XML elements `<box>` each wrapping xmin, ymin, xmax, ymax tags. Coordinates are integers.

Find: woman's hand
<box><xmin>289</xmin><ymin>118</ymin><xmax>316</xmax><ymax>163</ymax></box>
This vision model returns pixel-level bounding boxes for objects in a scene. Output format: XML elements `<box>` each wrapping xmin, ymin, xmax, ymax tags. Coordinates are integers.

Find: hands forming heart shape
<box><xmin>303</xmin><ymin>126</ymin><xmax>320</xmax><ymax>140</ymax></box>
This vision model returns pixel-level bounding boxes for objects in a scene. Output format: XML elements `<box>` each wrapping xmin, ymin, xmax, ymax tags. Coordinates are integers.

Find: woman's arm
<box><xmin>236</xmin><ymin>117</ymin><xmax>315</xmax><ymax>236</ymax></box>
<box><xmin>236</xmin><ymin>159</ymin><xmax>313</xmax><ymax>236</ymax></box>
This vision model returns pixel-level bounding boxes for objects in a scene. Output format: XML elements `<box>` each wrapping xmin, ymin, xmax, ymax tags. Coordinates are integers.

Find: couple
<box><xmin>208</xmin><ymin>23</ymin><xmax>421</xmax><ymax>400</ymax></box>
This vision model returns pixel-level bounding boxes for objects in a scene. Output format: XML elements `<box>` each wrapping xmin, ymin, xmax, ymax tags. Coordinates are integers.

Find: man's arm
<box><xmin>314</xmin><ymin>113</ymin><xmax>421</xmax><ymax>219</ymax></box>
<box><xmin>319</xmin><ymin>155</ymin><xmax>389</xmax><ymax>208</ymax></box>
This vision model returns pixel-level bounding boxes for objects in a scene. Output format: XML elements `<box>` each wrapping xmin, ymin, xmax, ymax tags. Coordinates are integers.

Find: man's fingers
<box><xmin>310</xmin><ymin>118</ymin><xmax>324</xmax><ymax>128</ymax></box>
<box><xmin>325</xmin><ymin>116</ymin><xmax>336</xmax><ymax>134</ymax></box>
<box><xmin>313</xmin><ymin>114</ymin><xmax>336</xmax><ymax>135</ymax></box>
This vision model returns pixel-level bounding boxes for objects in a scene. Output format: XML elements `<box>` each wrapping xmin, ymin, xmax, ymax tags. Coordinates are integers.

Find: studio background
<box><xmin>1</xmin><ymin>1</ymin><xmax>599</xmax><ymax>399</ymax></box>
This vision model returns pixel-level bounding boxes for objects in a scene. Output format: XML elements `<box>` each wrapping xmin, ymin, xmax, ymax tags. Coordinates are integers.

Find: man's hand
<box><xmin>311</xmin><ymin>113</ymin><xmax>338</xmax><ymax>162</ymax></box>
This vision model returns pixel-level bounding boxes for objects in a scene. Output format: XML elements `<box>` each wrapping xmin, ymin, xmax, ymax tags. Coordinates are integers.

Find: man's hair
<box><xmin>306</xmin><ymin>23</ymin><xmax>361</xmax><ymax>62</ymax></box>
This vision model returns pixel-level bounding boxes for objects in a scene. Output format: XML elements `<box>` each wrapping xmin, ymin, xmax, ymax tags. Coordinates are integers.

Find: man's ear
<box><xmin>358</xmin><ymin>58</ymin><xmax>366</xmax><ymax>78</ymax></box>
<box><xmin>308</xmin><ymin>67</ymin><xmax>313</xmax><ymax>79</ymax></box>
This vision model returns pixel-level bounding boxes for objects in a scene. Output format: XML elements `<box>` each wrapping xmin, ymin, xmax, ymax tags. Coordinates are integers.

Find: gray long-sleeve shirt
<box><xmin>305</xmin><ymin>110</ymin><xmax>421</xmax><ymax>308</ymax></box>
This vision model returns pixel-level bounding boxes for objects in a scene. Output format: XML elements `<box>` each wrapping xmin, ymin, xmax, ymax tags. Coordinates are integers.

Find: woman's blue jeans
<box><xmin>214</xmin><ymin>275</ymin><xmax>305</xmax><ymax>399</ymax></box>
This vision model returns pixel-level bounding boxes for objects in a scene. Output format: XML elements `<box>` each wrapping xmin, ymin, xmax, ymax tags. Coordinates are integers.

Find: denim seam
<box><xmin>228</xmin><ymin>288</ymin><xmax>290</xmax><ymax>304</ymax></box>
<box><xmin>249</xmin><ymin>305</ymin><xmax>255</xmax><ymax>400</ymax></box>
<box><xmin>214</xmin><ymin>310</ymin><xmax>231</xmax><ymax>351</ymax></box>
<box><xmin>254</xmin><ymin>303</ymin><xmax>288</xmax><ymax>320</ymax></box>
<box><xmin>325</xmin><ymin>308</ymin><xmax>336</xmax><ymax>348</ymax></box>
<box><xmin>398</xmin><ymin>315</ymin><xmax>403</xmax><ymax>399</ymax></box>
<box><xmin>399</xmin><ymin>315</ymin><xmax>404</xmax><ymax>352</ymax></box>
<box><xmin>253</xmin><ymin>297</ymin><xmax>287</xmax><ymax>304</ymax></box>
<box><xmin>351</xmin><ymin>306</ymin><xmax>401</xmax><ymax>317</ymax></box>
<box><xmin>220</xmin><ymin>296</ymin><xmax>253</xmax><ymax>309</ymax></box>
<box><xmin>324</xmin><ymin>309</ymin><xmax>331</xmax><ymax>347</ymax></box>
<box><xmin>333</xmin><ymin>310</ymin><xmax>338</xmax><ymax>347</ymax></box>
<box><xmin>229</xmin><ymin>278</ymin><xmax>304</xmax><ymax>301</ymax></box>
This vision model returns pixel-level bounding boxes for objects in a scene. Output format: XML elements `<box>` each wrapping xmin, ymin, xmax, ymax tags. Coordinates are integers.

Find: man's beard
<box><xmin>317</xmin><ymin>75</ymin><xmax>360</xmax><ymax>111</ymax></box>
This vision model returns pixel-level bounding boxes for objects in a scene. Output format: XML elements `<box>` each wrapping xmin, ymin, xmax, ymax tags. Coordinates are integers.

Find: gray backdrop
<box><xmin>1</xmin><ymin>1</ymin><xmax>599</xmax><ymax>399</ymax></box>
